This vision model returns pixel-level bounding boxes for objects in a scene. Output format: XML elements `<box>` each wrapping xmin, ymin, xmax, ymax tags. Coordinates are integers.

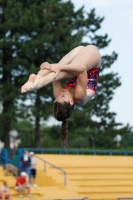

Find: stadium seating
<box><xmin>0</xmin><ymin>159</ymin><xmax>79</xmax><ymax>200</ymax></box>
<box><xmin>1</xmin><ymin>154</ymin><xmax>133</xmax><ymax>200</ymax></box>
<box><xmin>37</xmin><ymin>154</ymin><xmax>133</xmax><ymax>200</ymax></box>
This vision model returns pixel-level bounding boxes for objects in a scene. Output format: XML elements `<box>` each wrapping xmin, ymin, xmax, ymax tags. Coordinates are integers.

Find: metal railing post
<box><xmin>35</xmin><ymin>155</ymin><xmax>67</xmax><ymax>186</ymax></box>
<box><xmin>44</xmin><ymin>161</ymin><xmax>46</xmax><ymax>172</ymax></box>
<box><xmin>64</xmin><ymin>171</ymin><xmax>67</xmax><ymax>186</ymax></box>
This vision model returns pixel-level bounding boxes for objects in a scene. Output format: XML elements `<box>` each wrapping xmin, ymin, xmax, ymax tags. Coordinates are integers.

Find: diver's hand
<box><xmin>40</xmin><ymin>62</ymin><xmax>61</xmax><ymax>79</ymax></box>
<box><xmin>50</xmin><ymin>64</ymin><xmax>61</xmax><ymax>79</ymax></box>
<box><xmin>40</xmin><ymin>62</ymin><xmax>51</xmax><ymax>70</ymax></box>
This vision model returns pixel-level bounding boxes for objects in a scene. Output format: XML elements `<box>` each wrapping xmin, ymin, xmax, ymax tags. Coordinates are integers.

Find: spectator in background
<box><xmin>0</xmin><ymin>182</ymin><xmax>12</xmax><ymax>200</ymax></box>
<box><xmin>29</xmin><ymin>152</ymin><xmax>37</xmax><ymax>187</ymax></box>
<box><xmin>5</xmin><ymin>163</ymin><xmax>19</xmax><ymax>177</ymax></box>
<box><xmin>14</xmin><ymin>172</ymin><xmax>32</xmax><ymax>198</ymax></box>
<box><xmin>20</xmin><ymin>150</ymin><xmax>31</xmax><ymax>177</ymax></box>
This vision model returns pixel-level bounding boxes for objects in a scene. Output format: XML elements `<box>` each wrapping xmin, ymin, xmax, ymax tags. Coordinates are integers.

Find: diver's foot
<box><xmin>21</xmin><ymin>74</ymin><xmax>36</xmax><ymax>93</ymax></box>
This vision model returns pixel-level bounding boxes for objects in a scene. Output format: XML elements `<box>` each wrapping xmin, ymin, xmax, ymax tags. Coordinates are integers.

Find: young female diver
<box><xmin>21</xmin><ymin>45</ymin><xmax>101</xmax><ymax>147</ymax></box>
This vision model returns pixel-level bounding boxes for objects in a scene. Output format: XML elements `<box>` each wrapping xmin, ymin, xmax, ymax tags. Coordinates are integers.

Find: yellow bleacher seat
<box><xmin>1</xmin><ymin>154</ymin><xmax>133</xmax><ymax>200</ymax></box>
<box><xmin>36</xmin><ymin>154</ymin><xmax>133</xmax><ymax>200</ymax></box>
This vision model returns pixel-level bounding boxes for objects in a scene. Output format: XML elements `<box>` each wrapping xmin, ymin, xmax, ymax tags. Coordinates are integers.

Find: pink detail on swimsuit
<box><xmin>63</xmin><ymin>67</ymin><xmax>100</xmax><ymax>93</ymax></box>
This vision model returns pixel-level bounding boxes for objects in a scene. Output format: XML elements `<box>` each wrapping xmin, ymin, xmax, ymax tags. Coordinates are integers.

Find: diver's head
<box><xmin>55</xmin><ymin>89</ymin><xmax>74</xmax><ymax>106</ymax></box>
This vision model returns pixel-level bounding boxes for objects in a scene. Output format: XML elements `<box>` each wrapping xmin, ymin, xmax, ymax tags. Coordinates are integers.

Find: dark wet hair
<box><xmin>54</xmin><ymin>101</ymin><xmax>74</xmax><ymax>147</ymax></box>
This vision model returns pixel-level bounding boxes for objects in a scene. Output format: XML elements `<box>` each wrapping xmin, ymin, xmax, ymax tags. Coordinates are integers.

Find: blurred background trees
<box><xmin>0</xmin><ymin>0</ymin><xmax>132</xmax><ymax>148</ymax></box>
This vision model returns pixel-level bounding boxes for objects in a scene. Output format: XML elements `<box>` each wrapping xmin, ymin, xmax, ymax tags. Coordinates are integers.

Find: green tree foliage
<box><xmin>0</xmin><ymin>0</ymin><xmax>132</xmax><ymax>148</ymax></box>
<box><xmin>11</xmin><ymin>120</ymin><xmax>34</xmax><ymax>148</ymax></box>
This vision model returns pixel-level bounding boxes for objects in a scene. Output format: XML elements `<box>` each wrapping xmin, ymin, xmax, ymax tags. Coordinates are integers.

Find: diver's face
<box><xmin>55</xmin><ymin>89</ymin><xmax>74</xmax><ymax>105</ymax></box>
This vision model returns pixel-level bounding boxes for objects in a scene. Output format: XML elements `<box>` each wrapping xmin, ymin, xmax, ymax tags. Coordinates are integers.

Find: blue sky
<box><xmin>71</xmin><ymin>0</ymin><xmax>133</xmax><ymax>127</ymax></box>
